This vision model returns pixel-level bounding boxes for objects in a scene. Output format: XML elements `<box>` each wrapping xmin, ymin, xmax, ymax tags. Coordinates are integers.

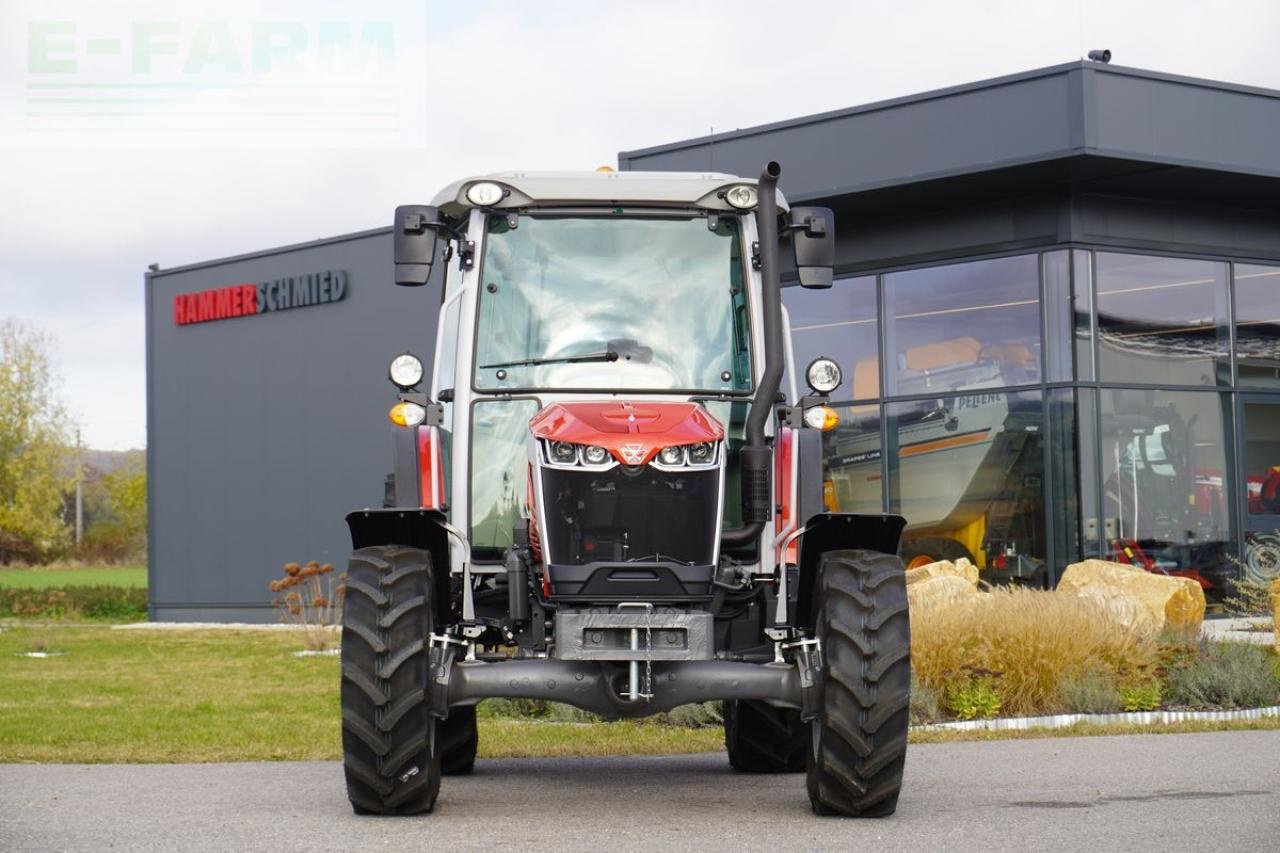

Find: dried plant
<box><xmin>911</xmin><ymin>587</ymin><xmax>1160</xmax><ymax>717</ymax></box>
<box><xmin>269</xmin><ymin>561</ymin><xmax>346</xmax><ymax>651</ymax></box>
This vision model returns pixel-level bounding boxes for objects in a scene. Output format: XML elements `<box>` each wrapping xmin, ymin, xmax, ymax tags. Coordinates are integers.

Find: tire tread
<box><xmin>806</xmin><ymin>549</ymin><xmax>911</xmax><ymax>818</ymax></box>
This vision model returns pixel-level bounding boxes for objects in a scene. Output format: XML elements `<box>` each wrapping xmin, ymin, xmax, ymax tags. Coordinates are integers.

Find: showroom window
<box><xmin>1240</xmin><ymin>399</ymin><xmax>1280</xmax><ymax>586</ymax></box>
<box><xmin>1242</xmin><ymin>401</ymin><xmax>1280</xmax><ymax>519</ymax></box>
<box><xmin>1047</xmin><ymin>387</ymin><xmax>1083</xmax><ymax>571</ymax></box>
<box><xmin>1233</xmin><ymin>263</ymin><xmax>1280</xmax><ymax>389</ymax></box>
<box><xmin>1094</xmin><ymin>388</ymin><xmax>1232</xmax><ymax>587</ymax></box>
<box><xmin>1093</xmin><ymin>253</ymin><xmax>1230</xmax><ymax>387</ymax></box>
<box><xmin>883</xmin><ymin>255</ymin><xmax>1041</xmax><ymax>397</ymax></box>
<box><xmin>885</xmin><ymin>390</ymin><xmax>1048</xmax><ymax>586</ymax></box>
<box><xmin>819</xmin><ymin>406</ymin><xmax>884</xmax><ymax>515</ymax></box>
<box><xmin>784</xmin><ymin>276</ymin><xmax>879</xmax><ymax>401</ymax></box>
<box><xmin>1042</xmin><ymin>252</ymin><xmax>1073</xmax><ymax>382</ymax></box>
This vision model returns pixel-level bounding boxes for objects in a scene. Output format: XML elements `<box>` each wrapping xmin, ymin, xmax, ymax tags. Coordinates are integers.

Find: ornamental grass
<box><xmin>910</xmin><ymin>586</ymin><xmax>1160</xmax><ymax>718</ymax></box>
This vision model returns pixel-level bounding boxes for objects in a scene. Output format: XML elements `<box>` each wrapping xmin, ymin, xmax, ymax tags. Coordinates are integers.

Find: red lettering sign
<box><xmin>173</xmin><ymin>283</ymin><xmax>257</xmax><ymax>326</ymax></box>
<box><xmin>172</xmin><ymin>273</ymin><xmax>341</xmax><ymax>326</ymax></box>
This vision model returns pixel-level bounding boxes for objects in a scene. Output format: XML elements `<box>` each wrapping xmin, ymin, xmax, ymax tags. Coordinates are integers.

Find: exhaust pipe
<box><xmin>723</xmin><ymin>162</ymin><xmax>783</xmax><ymax>547</ymax></box>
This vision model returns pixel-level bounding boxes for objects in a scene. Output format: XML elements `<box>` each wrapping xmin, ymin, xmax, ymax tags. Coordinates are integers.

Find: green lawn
<box><xmin>0</xmin><ymin>566</ymin><xmax>147</xmax><ymax>589</ymax></box>
<box><xmin>0</xmin><ymin>626</ymin><xmax>721</xmax><ymax>763</ymax></box>
<box><xmin>2</xmin><ymin>625</ymin><xmax>1275</xmax><ymax>765</ymax></box>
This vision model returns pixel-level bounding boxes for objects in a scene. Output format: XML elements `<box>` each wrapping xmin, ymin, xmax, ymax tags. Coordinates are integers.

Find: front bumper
<box><xmin>553</xmin><ymin>608</ymin><xmax>714</xmax><ymax>661</ymax></box>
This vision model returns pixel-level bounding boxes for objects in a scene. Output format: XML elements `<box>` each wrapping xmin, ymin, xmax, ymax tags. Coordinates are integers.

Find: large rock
<box><xmin>905</xmin><ymin>558</ymin><xmax>979</xmax><ymax>587</ymax></box>
<box><xmin>1057</xmin><ymin>559</ymin><xmax>1206</xmax><ymax>637</ymax></box>
<box><xmin>907</xmin><ymin>574</ymin><xmax>979</xmax><ymax>611</ymax></box>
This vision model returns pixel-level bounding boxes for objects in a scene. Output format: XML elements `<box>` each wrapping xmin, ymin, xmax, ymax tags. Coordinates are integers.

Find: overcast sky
<box><xmin>2</xmin><ymin>0</ymin><xmax>1279</xmax><ymax>450</ymax></box>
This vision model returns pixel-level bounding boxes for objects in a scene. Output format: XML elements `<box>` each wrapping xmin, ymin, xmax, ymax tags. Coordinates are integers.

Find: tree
<box><xmin>81</xmin><ymin>467</ymin><xmax>147</xmax><ymax>561</ymax></box>
<box><xmin>0</xmin><ymin>320</ymin><xmax>71</xmax><ymax>563</ymax></box>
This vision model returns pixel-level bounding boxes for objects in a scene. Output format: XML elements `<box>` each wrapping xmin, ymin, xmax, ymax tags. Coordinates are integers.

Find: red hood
<box><xmin>529</xmin><ymin>401</ymin><xmax>724</xmax><ymax>467</ymax></box>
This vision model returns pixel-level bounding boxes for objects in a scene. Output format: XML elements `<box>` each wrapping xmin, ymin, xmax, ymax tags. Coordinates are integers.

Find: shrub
<box><xmin>911</xmin><ymin>587</ymin><xmax>1159</xmax><ymax>717</ymax></box>
<box><xmin>1120</xmin><ymin>681</ymin><xmax>1163</xmax><ymax>712</ymax></box>
<box><xmin>0</xmin><ymin>585</ymin><xmax>146</xmax><ymax>620</ymax></box>
<box><xmin>1164</xmin><ymin>641</ymin><xmax>1280</xmax><ymax>710</ymax></box>
<box><xmin>1057</xmin><ymin>671</ymin><xmax>1123</xmax><ymax>714</ymax></box>
<box><xmin>476</xmin><ymin>699</ymin><xmax>723</xmax><ymax>728</ymax></box>
<box><xmin>478</xmin><ymin>698</ymin><xmax>553</xmax><ymax>719</ymax></box>
<box><xmin>75</xmin><ymin>523</ymin><xmax>143</xmax><ymax>563</ymax></box>
<box><xmin>662</xmin><ymin>702</ymin><xmax>723</xmax><ymax>728</ymax></box>
<box><xmin>909</xmin><ymin>676</ymin><xmax>942</xmax><ymax>725</ymax></box>
<box><xmin>1222</xmin><ymin>576</ymin><xmax>1277</xmax><ymax>623</ymax></box>
<box><xmin>945</xmin><ymin>677</ymin><xmax>1002</xmax><ymax>720</ymax></box>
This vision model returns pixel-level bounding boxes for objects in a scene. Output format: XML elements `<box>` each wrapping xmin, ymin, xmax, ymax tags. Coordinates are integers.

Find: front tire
<box><xmin>724</xmin><ymin>700</ymin><xmax>805</xmax><ymax>773</ymax></box>
<box><xmin>806</xmin><ymin>549</ymin><xmax>911</xmax><ymax>817</ymax></box>
<box><xmin>341</xmin><ymin>545</ymin><xmax>441</xmax><ymax>816</ymax></box>
<box><xmin>439</xmin><ymin>706</ymin><xmax>478</xmax><ymax>776</ymax></box>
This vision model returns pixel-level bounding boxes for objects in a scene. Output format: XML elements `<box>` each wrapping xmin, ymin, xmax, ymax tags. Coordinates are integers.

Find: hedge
<box><xmin>0</xmin><ymin>586</ymin><xmax>148</xmax><ymax>621</ymax></box>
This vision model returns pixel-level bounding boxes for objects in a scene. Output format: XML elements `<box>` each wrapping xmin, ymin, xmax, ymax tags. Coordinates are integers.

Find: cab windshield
<box><xmin>474</xmin><ymin>214</ymin><xmax>751</xmax><ymax>393</ymax></box>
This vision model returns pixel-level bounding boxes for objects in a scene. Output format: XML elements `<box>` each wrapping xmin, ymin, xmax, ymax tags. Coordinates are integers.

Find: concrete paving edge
<box><xmin>915</xmin><ymin>704</ymin><xmax>1280</xmax><ymax>733</ymax></box>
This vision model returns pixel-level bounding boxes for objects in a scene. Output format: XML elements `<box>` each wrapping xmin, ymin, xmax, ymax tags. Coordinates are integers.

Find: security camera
<box><xmin>1088</xmin><ymin>49</ymin><xmax>1111</xmax><ymax>63</ymax></box>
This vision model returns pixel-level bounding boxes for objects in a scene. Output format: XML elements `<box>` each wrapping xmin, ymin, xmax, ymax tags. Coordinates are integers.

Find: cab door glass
<box><xmin>470</xmin><ymin>399</ymin><xmax>540</xmax><ymax>558</ymax></box>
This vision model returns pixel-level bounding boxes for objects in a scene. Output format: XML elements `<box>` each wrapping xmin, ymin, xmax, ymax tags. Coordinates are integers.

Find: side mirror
<box><xmin>393</xmin><ymin>205</ymin><xmax>441</xmax><ymax>286</ymax></box>
<box><xmin>789</xmin><ymin>206</ymin><xmax>835</xmax><ymax>289</ymax></box>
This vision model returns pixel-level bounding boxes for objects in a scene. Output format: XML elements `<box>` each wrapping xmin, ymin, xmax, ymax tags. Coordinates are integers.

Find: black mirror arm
<box><xmin>781</xmin><ymin>217</ymin><xmax>828</xmax><ymax>238</ymax></box>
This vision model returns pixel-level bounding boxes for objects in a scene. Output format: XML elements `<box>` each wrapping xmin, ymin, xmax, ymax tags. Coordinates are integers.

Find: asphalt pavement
<box><xmin>1</xmin><ymin>730</ymin><xmax>1277</xmax><ymax>852</ymax></box>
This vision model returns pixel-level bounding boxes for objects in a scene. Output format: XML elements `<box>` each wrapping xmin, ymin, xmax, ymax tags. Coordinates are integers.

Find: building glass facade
<box><xmin>785</xmin><ymin>248</ymin><xmax>1280</xmax><ymax>597</ymax></box>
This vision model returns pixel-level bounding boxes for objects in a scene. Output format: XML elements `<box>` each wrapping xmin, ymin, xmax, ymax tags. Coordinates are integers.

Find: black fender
<box><xmin>793</xmin><ymin>512</ymin><xmax>907</xmax><ymax>631</ymax></box>
<box><xmin>345</xmin><ymin>508</ymin><xmax>454</xmax><ymax>625</ymax></box>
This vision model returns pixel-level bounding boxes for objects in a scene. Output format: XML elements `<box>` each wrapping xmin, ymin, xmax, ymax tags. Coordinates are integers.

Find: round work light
<box><xmin>388</xmin><ymin>353</ymin><xmax>424</xmax><ymax>389</ymax></box>
<box><xmin>805</xmin><ymin>357</ymin><xmax>842</xmax><ymax>395</ymax></box>
<box><xmin>465</xmin><ymin>181</ymin><xmax>505</xmax><ymax>206</ymax></box>
<box><xmin>724</xmin><ymin>185</ymin><xmax>758</xmax><ymax>210</ymax></box>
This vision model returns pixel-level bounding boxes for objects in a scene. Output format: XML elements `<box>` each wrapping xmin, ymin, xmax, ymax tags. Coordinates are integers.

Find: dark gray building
<box><xmin>145</xmin><ymin>229</ymin><xmax>443</xmax><ymax>620</ymax></box>
<box><xmin>147</xmin><ymin>61</ymin><xmax>1280</xmax><ymax>619</ymax></box>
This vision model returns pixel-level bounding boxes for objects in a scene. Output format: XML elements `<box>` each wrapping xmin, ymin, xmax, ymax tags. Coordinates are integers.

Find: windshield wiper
<box><xmin>480</xmin><ymin>350</ymin><xmax>619</xmax><ymax>370</ymax></box>
<box><xmin>481</xmin><ymin>338</ymin><xmax>652</xmax><ymax>370</ymax></box>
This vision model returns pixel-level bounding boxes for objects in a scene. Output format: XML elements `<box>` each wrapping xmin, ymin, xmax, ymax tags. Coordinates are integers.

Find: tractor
<box><xmin>340</xmin><ymin>162</ymin><xmax>911</xmax><ymax>817</ymax></box>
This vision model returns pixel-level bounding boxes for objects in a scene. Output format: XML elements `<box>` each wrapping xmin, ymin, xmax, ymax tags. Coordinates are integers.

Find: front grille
<box><xmin>538</xmin><ymin>465</ymin><xmax>720</xmax><ymax>568</ymax></box>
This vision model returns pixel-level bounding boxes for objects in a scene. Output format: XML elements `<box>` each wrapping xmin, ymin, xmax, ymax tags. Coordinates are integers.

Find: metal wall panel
<box><xmin>145</xmin><ymin>230</ymin><xmax>443</xmax><ymax>621</ymax></box>
<box><xmin>621</xmin><ymin>66</ymin><xmax>1079</xmax><ymax>200</ymax></box>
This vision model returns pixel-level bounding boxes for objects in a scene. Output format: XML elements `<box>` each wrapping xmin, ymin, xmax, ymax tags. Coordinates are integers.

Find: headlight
<box><xmin>465</xmin><ymin>181</ymin><xmax>505</xmax><ymax>206</ymax></box>
<box><xmin>582</xmin><ymin>445</ymin><xmax>609</xmax><ymax>465</ymax></box>
<box><xmin>688</xmin><ymin>442</ymin><xmax>714</xmax><ymax>464</ymax></box>
<box><xmin>549</xmin><ymin>441</ymin><xmax>578</xmax><ymax>464</ymax></box>
<box><xmin>805</xmin><ymin>357</ymin><xmax>842</xmax><ymax>395</ymax></box>
<box><xmin>803</xmin><ymin>405</ymin><xmax>840</xmax><ymax>432</ymax></box>
<box><xmin>658</xmin><ymin>446</ymin><xmax>684</xmax><ymax>466</ymax></box>
<box><xmin>389</xmin><ymin>353</ymin><xmax>424</xmax><ymax>389</ymax></box>
<box><xmin>724</xmin><ymin>185</ymin><xmax>758</xmax><ymax>210</ymax></box>
<box><xmin>389</xmin><ymin>401</ymin><xmax>427</xmax><ymax>427</ymax></box>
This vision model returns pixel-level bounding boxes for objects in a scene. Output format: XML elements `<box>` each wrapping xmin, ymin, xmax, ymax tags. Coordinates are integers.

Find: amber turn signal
<box><xmin>803</xmin><ymin>405</ymin><xmax>840</xmax><ymax>432</ymax></box>
<box><xmin>389</xmin><ymin>401</ymin><xmax>427</xmax><ymax>427</ymax></box>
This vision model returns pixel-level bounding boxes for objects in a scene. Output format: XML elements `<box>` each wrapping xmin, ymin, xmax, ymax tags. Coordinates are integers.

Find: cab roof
<box><xmin>429</xmin><ymin>170</ymin><xmax>790</xmax><ymax>217</ymax></box>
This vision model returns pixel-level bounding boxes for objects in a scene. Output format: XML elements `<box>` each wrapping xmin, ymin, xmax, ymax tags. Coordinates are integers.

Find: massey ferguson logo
<box><xmin>620</xmin><ymin>443</ymin><xmax>645</xmax><ymax>465</ymax></box>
